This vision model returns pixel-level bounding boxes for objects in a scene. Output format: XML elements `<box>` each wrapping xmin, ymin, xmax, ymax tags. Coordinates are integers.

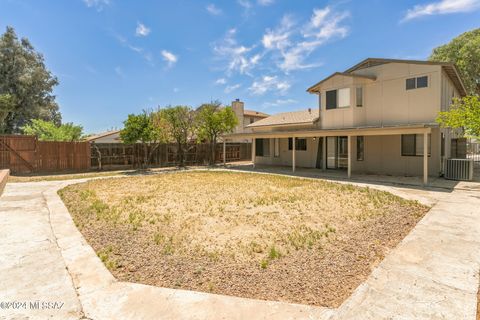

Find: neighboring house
<box><xmin>224</xmin><ymin>58</ymin><xmax>467</xmax><ymax>184</ymax></box>
<box><xmin>85</xmin><ymin>130</ymin><xmax>121</xmax><ymax>143</ymax></box>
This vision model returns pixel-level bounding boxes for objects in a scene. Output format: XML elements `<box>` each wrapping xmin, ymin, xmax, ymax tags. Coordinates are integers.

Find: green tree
<box><xmin>0</xmin><ymin>26</ymin><xmax>61</xmax><ymax>133</ymax></box>
<box><xmin>22</xmin><ymin>119</ymin><xmax>83</xmax><ymax>141</ymax></box>
<box><xmin>436</xmin><ymin>96</ymin><xmax>480</xmax><ymax>138</ymax></box>
<box><xmin>196</xmin><ymin>101</ymin><xmax>238</xmax><ymax>165</ymax></box>
<box><xmin>159</xmin><ymin>106</ymin><xmax>196</xmax><ymax>167</ymax></box>
<box><xmin>429</xmin><ymin>28</ymin><xmax>480</xmax><ymax>95</ymax></box>
<box><xmin>0</xmin><ymin>94</ymin><xmax>15</xmax><ymax>133</ymax></box>
<box><xmin>120</xmin><ymin>111</ymin><xmax>168</xmax><ymax>168</ymax></box>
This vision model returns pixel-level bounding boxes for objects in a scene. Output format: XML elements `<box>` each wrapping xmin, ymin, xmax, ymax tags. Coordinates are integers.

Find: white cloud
<box><xmin>262</xmin><ymin>98</ymin><xmax>297</xmax><ymax>107</ymax></box>
<box><xmin>115</xmin><ymin>34</ymin><xmax>153</xmax><ymax>63</ymax></box>
<box><xmin>262</xmin><ymin>15</ymin><xmax>294</xmax><ymax>50</ymax></box>
<box><xmin>206</xmin><ymin>3</ymin><xmax>222</xmax><ymax>15</ymax></box>
<box><xmin>303</xmin><ymin>7</ymin><xmax>349</xmax><ymax>40</ymax></box>
<box><xmin>173</xmin><ymin>88</ymin><xmax>180</xmax><ymax>93</ymax></box>
<box><xmin>135</xmin><ymin>22</ymin><xmax>151</xmax><ymax>37</ymax></box>
<box><xmin>225</xmin><ymin>84</ymin><xmax>242</xmax><ymax>93</ymax></box>
<box><xmin>114</xmin><ymin>66</ymin><xmax>125</xmax><ymax>78</ymax></box>
<box><xmin>161</xmin><ymin>50</ymin><xmax>178</xmax><ymax>67</ymax></box>
<box><xmin>213</xmin><ymin>28</ymin><xmax>260</xmax><ymax>75</ymax></box>
<box><xmin>258</xmin><ymin>0</ymin><xmax>274</xmax><ymax>5</ymax></box>
<box><xmin>260</xmin><ymin>7</ymin><xmax>349</xmax><ymax>72</ymax></box>
<box><xmin>211</xmin><ymin>5</ymin><xmax>349</xmax><ymax>88</ymax></box>
<box><xmin>402</xmin><ymin>0</ymin><xmax>480</xmax><ymax>21</ymax></box>
<box><xmin>215</xmin><ymin>78</ymin><xmax>227</xmax><ymax>85</ymax></box>
<box><xmin>238</xmin><ymin>0</ymin><xmax>252</xmax><ymax>9</ymax></box>
<box><xmin>83</xmin><ymin>0</ymin><xmax>110</xmax><ymax>10</ymax></box>
<box><xmin>249</xmin><ymin>75</ymin><xmax>290</xmax><ymax>95</ymax></box>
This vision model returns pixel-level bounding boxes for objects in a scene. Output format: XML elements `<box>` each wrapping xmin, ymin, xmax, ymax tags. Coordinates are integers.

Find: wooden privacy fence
<box><xmin>91</xmin><ymin>142</ymin><xmax>252</xmax><ymax>169</ymax></box>
<box><xmin>0</xmin><ymin>135</ymin><xmax>91</xmax><ymax>174</ymax></box>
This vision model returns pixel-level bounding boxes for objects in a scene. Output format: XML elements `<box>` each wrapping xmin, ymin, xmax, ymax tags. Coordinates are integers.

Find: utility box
<box><xmin>444</xmin><ymin>158</ymin><xmax>474</xmax><ymax>181</ymax></box>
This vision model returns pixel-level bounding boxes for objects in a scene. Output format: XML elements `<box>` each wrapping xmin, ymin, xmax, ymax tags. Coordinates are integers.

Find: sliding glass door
<box><xmin>326</xmin><ymin>136</ymin><xmax>348</xmax><ymax>169</ymax></box>
<box><xmin>327</xmin><ymin>137</ymin><xmax>336</xmax><ymax>169</ymax></box>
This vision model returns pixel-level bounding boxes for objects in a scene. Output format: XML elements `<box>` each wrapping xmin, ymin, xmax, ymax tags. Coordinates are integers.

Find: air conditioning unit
<box><xmin>444</xmin><ymin>158</ymin><xmax>474</xmax><ymax>181</ymax></box>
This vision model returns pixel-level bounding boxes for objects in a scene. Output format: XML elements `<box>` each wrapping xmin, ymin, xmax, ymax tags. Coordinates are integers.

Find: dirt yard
<box><xmin>59</xmin><ymin>170</ymin><xmax>429</xmax><ymax>307</ymax></box>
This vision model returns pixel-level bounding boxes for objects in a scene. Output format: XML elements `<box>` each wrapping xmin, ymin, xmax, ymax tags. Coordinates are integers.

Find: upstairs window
<box><xmin>326</xmin><ymin>88</ymin><xmax>350</xmax><ymax>109</ymax></box>
<box><xmin>288</xmin><ymin>138</ymin><xmax>307</xmax><ymax>151</ymax></box>
<box><xmin>406</xmin><ymin>76</ymin><xmax>428</xmax><ymax>90</ymax></box>
<box><xmin>326</xmin><ymin>90</ymin><xmax>337</xmax><ymax>110</ymax></box>
<box><xmin>338</xmin><ymin>88</ymin><xmax>350</xmax><ymax>108</ymax></box>
<box><xmin>356</xmin><ymin>87</ymin><xmax>363</xmax><ymax>107</ymax></box>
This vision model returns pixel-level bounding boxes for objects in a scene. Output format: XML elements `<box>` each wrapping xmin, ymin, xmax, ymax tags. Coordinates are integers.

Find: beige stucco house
<box><xmin>224</xmin><ymin>58</ymin><xmax>467</xmax><ymax>184</ymax></box>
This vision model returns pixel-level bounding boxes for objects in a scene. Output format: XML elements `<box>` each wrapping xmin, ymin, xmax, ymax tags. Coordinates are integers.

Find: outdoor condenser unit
<box><xmin>444</xmin><ymin>159</ymin><xmax>474</xmax><ymax>181</ymax></box>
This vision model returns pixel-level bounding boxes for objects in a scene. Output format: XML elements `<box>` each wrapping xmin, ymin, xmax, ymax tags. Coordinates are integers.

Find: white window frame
<box><xmin>274</xmin><ymin>138</ymin><xmax>280</xmax><ymax>157</ymax></box>
<box><xmin>338</xmin><ymin>88</ymin><xmax>350</xmax><ymax>108</ymax></box>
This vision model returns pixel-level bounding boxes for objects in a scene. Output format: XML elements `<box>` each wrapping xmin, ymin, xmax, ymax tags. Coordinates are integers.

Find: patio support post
<box><xmin>322</xmin><ymin>136</ymin><xmax>327</xmax><ymax>171</ymax></box>
<box><xmin>423</xmin><ymin>132</ymin><xmax>428</xmax><ymax>186</ymax></box>
<box><xmin>347</xmin><ymin>135</ymin><xmax>352</xmax><ymax>179</ymax></box>
<box><xmin>251</xmin><ymin>138</ymin><xmax>256</xmax><ymax>168</ymax></box>
<box><xmin>223</xmin><ymin>140</ymin><xmax>226</xmax><ymax>166</ymax></box>
<box><xmin>292</xmin><ymin>137</ymin><xmax>296</xmax><ymax>172</ymax></box>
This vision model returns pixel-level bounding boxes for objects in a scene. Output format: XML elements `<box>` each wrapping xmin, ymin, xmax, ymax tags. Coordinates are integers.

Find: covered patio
<box><xmin>223</xmin><ymin>124</ymin><xmax>436</xmax><ymax>186</ymax></box>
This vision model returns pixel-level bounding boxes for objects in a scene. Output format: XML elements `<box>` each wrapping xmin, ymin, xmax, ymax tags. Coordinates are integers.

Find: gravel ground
<box><xmin>59</xmin><ymin>171</ymin><xmax>428</xmax><ymax>307</ymax></box>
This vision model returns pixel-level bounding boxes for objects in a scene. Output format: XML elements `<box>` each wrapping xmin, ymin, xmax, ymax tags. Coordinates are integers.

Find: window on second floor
<box><xmin>326</xmin><ymin>88</ymin><xmax>350</xmax><ymax>109</ymax></box>
<box><xmin>406</xmin><ymin>76</ymin><xmax>428</xmax><ymax>90</ymax></box>
<box><xmin>326</xmin><ymin>90</ymin><xmax>337</xmax><ymax>109</ymax></box>
<box><xmin>250</xmin><ymin>117</ymin><xmax>255</xmax><ymax>124</ymax></box>
<box><xmin>356</xmin><ymin>87</ymin><xmax>363</xmax><ymax>107</ymax></box>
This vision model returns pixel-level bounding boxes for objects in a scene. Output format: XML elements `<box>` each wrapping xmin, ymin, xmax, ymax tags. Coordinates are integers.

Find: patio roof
<box><xmin>224</xmin><ymin>123</ymin><xmax>436</xmax><ymax>139</ymax></box>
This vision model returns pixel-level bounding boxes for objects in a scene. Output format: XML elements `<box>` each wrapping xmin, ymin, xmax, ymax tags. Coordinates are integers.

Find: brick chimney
<box><xmin>231</xmin><ymin>99</ymin><xmax>245</xmax><ymax>133</ymax></box>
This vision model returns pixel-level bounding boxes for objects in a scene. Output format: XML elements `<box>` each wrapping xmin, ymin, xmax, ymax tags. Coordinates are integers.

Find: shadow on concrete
<box><xmin>226</xmin><ymin>162</ymin><xmax>460</xmax><ymax>193</ymax></box>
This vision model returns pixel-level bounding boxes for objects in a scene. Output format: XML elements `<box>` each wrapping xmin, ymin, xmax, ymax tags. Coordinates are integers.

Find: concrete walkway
<box><xmin>0</xmin><ymin>171</ymin><xmax>479</xmax><ymax>319</ymax></box>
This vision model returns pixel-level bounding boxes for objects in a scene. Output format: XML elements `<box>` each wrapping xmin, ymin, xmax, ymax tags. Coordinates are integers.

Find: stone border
<box><xmin>0</xmin><ymin>169</ymin><xmax>9</xmax><ymax>196</ymax></box>
<box><xmin>44</xmin><ymin>179</ymin><xmax>335</xmax><ymax>320</ymax></box>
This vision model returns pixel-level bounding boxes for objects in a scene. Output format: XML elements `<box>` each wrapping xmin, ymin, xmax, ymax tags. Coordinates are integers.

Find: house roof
<box><xmin>344</xmin><ymin>58</ymin><xmax>467</xmax><ymax>96</ymax></box>
<box><xmin>307</xmin><ymin>72</ymin><xmax>376</xmax><ymax>93</ymax></box>
<box><xmin>247</xmin><ymin>109</ymin><xmax>319</xmax><ymax>128</ymax></box>
<box><xmin>244</xmin><ymin>109</ymin><xmax>269</xmax><ymax>118</ymax></box>
<box><xmin>307</xmin><ymin>58</ymin><xmax>467</xmax><ymax>96</ymax></box>
<box><xmin>85</xmin><ymin>130</ymin><xmax>121</xmax><ymax>142</ymax></box>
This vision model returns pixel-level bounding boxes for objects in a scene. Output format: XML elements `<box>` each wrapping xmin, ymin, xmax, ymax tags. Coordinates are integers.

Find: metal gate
<box><xmin>467</xmin><ymin>141</ymin><xmax>480</xmax><ymax>168</ymax></box>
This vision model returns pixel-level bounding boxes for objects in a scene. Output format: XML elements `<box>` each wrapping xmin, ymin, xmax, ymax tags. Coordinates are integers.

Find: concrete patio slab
<box><xmin>1</xmin><ymin>169</ymin><xmax>479</xmax><ymax>319</ymax></box>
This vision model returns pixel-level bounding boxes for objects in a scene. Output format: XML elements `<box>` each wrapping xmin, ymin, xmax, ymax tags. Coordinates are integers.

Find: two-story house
<box><xmin>224</xmin><ymin>58</ymin><xmax>467</xmax><ymax>184</ymax></box>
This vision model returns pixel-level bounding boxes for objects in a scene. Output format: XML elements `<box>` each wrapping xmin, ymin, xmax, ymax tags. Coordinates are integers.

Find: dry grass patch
<box><xmin>59</xmin><ymin>170</ymin><xmax>429</xmax><ymax>307</ymax></box>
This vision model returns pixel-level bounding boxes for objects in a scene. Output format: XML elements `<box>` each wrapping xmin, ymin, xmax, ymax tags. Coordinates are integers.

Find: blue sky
<box><xmin>1</xmin><ymin>0</ymin><xmax>479</xmax><ymax>133</ymax></box>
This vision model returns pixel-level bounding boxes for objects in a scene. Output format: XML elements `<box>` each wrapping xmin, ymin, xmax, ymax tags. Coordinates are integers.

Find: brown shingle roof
<box><xmin>247</xmin><ymin>109</ymin><xmax>319</xmax><ymax>128</ymax></box>
<box><xmin>244</xmin><ymin>109</ymin><xmax>269</xmax><ymax>118</ymax></box>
